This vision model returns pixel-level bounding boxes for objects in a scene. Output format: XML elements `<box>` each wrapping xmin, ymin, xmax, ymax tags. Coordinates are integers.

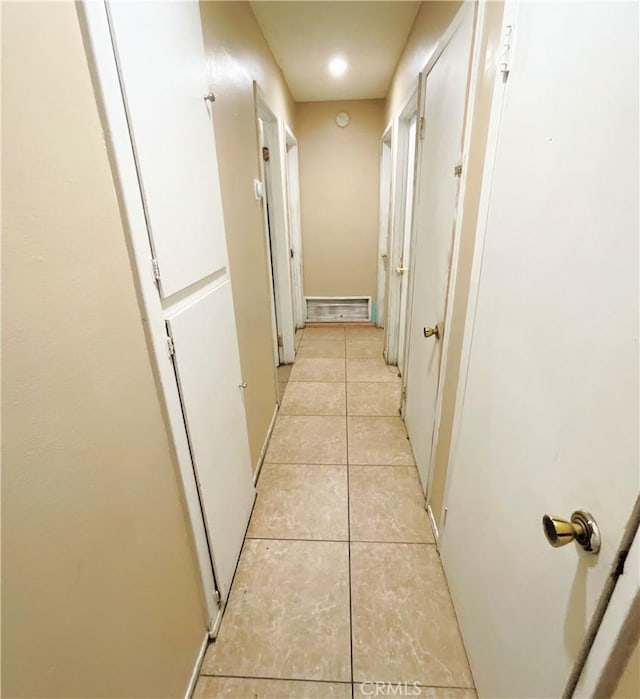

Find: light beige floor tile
<box><xmin>348</xmin><ymin>416</ymin><xmax>414</xmax><ymax>466</ymax></box>
<box><xmin>347</xmin><ymin>382</ymin><xmax>401</xmax><ymax>416</ymax></box>
<box><xmin>280</xmin><ymin>382</ymin><xmax>346</xmax><ymax>416</ymax></box>
<box><xmin>277</xmin><ymin>365</ymin><xmax>292</xmax><ymax>382</ymax></box>
<box><xmin>346</xmin><ymin>326</ymin><xmax>384</xmax><ymax>341</ymax></box>
<box><xmin>248</xmin><ymin>464</ymin><xmax>348</xmax><ymax>540</ymax></box>
<box><xmin>347</xmin><ymin>358</ymin><xmax>400</xmax><ymax>383</ymax></box>
<box><xmin>302</xmin><ymin>326</ymin><xmax>346</xmax><ymax>342</ymax></box>
<box><xmin>202</xmin><ymin>539</ymin><xmax>351</xmax><ymax>682</ymax></box>
<box><xmin>354</xmin><ymin>685</ymin><xmax>475</xmax><ymax>699</ymax></box>
<box><xmin>266</xmin><ymin>416</ymin><xmax>347</xmax><ymax>464</ymax></box>
<box><xmin>351</xmin><ymin>543</ymin><xmax>474</xmax><ymax>687</ymax></box>
<box><xmin>195</xmin><ymin>677</ymin><xmax>352</xmax><ymax>698</ymax></box>
<box><xmin>349</xmin><ymin>466</ymin><xmax>434</xmax><ymax>543</ymax></box>
<box><xmin>290</xmin><ymin>358</ymin><xmax>345</xmax><ymax>382</ymax></box>
<box><xmin>297</xmin><ymin>340</ymin><xmax>346</xmax><ymax>359</ymax></box>
<box><xmin>346</xmin><ymin>341</ymin><xmax>385</xmax><ymax>359</ymax></box>
<box><xmin>278</xmin><ymin>382</ymin><xmax>288</xmax><ymax>400</ymax></box>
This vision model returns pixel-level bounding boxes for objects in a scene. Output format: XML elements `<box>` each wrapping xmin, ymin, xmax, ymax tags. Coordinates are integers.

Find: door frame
<box><xmin>284</xmin><ymin>124</ymin><xmax>305</xmax><ymax>329</ymax></box>
<box><xmin>79</xmin><ymin>0</ymin><xmax>221</xmax><ymax>634</ymax></box>
<box><xmin>376</xmin><ymin>123</ymin><xmax>393</xmax><ymax>329</ymax></box>
<box><xmin>255</xmin><ymin>86</ymin><xmax>296</xmax><ymax>366</ymax></box>
<box><xmin>385</xmin><ymin>89</ymin><xmax>420</xmax><ymax>366</ymax></box>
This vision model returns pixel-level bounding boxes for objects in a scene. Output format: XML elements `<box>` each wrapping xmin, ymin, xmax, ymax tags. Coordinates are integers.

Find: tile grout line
<box><xmin>344</xmin><ymin>335</ymin><xmax>355</xmax><ymax>695</ymax></box>
<box><xmin>246</xmin><ymin>536</ymin><xmax>437</xmax><ymax>546</ymax></box>
<box><xmin>199</xmin><ymin>671</ymin><xmax>474</xmax><ymax>692</ymax></box>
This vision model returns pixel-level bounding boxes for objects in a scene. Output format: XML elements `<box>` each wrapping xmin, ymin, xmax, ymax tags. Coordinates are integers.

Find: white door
<box><xmin>397</xmin><ymin>114</ymin><xmax>418</xmax><ymax>377</ymax></box>
<box><xmin>440</xmin><ymin>3</ymin><xmax>639</xmax><ymax>697</ymax></box>
<box><xmin>108</xmin><ymin>0</ymin><xmax>255</xmax><ymax>599</ymax></box>
<box><xmin>403</xmin><ymin>8</ymin><xmax>474</xmax><ymax>493</ymax></box>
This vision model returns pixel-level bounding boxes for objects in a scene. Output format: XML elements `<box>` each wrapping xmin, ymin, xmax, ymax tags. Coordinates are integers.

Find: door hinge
<box><xmin>401</xmin><ymin>385</ymin><xmax>407</xmax><ymax>400</ymax></box>
<box><xmin>454</xmin><ymin>163</ymin><xmax>463</xmax><ymax>177</ymax></box>
<box><xmin>499</xmin><ymin>23</ymin><xmax>514</xmax><ymax>83</ymax></box>
<box><xmin>443</xmin><ymin>507</ymin><xmax>448</xmax><ymax>526</ymax></box>
<box><xmin>262</xmin><ymin>146</ymin><xmax>270</xmax><ymax>162</ymax></box>
<box><xmin>165</xmin><ymin>331</ymin><xmax>175</xmax><ymax>357</ymax></box>
<box><xmin>213</xmin><ymin>589</ymin><xmax>221</xmax><ymax>608</ymax></box>
<box><xmin>151</xmin><ymin>257</ymin><xmax>161</xmax><ymax>283</ymax></box>
<box><xmin>419</xmin><ymin>116</ymin><xmax>425</xmax><ymax>140</ymax></box>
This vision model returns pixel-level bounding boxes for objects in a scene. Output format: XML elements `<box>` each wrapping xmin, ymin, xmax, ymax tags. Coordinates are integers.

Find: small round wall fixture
<box><xmin>335</xmin><ymin>112</ymin><xmax>350</xmax><ymax>128</ymax></box>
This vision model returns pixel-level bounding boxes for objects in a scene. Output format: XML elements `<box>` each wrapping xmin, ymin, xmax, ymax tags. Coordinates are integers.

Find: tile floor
<box><xmin>196</xmin><ymin>325</ymin><xmax>475</xmax><ymax>699</ymax></box>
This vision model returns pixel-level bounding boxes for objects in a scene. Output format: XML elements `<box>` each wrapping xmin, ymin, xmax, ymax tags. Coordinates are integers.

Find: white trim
<box><xmin>208</xmin><ymin>605</ymin><xmax>224</xmax><ymax>640</ymax></box>
<box><xmin>574</xmin><ymin>511</ymin><xmax>640</xmax><ymax>696</ymax></box>
<box><xmin>253</xmin><ymin>403</ymin><xmax>279</xmax><ymax>486</ymax></box>
<box><xmin>385</xmin><ymin>88</ymin><xmax>419</xmax><ymax>366</ymax></box>
<box><xmin>77</xmin><ymin>0</ymin><xmax>219</xmax><ymax>627</ymax></box>
<box><xmin>376</xmin><ymin>124</ymin><xmax>393</xmax><ymax>329</ymax></box>
<box><xmin>184</xmin><ymin>631</ymin><xmax>209</xmax><ymax>699</ymax></box>
<box><xmin>427</xmin><ymin>504</ymin><xmax>440</xmax><ymax>546</ymax></box>
<box><xmin>284</xmin><ymin>124</ymin><xmax>305</xmax><ymax>329</ymax></box>
<box><xmin>255</xmin><ymin>86</ymin><xmax>296</xmax><ymax>365</ymax></box>
<box><xmin>255</xmin><ymin>112</ymin><xmax>281</xmax><ymax>373</ymax></box>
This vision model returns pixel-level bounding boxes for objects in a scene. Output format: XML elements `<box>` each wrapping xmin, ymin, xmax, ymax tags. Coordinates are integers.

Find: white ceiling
<box><xmin>249</xmin><ymin>1</ymin><xmax>421</xmax><ymax>102</ymax></box>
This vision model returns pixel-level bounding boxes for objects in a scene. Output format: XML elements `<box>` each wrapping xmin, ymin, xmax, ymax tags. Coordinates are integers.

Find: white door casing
<box><xmin>403</xmin><ymin>5</ymin><xmax>475</xmax><ymax>494</ymax></box>
<box><xmin>257</xmin><ymin>117</ymin><xmax>281</xmax><ymax>370</ymax></box>
<box><xmin>397</xmin><ymin>113</ymin><xmax>418</xmax><ymax>377</ymax></box>
<box><xmin>376</xmin><ymin>126</ymin><xmax>392</xmax><ymax>329</ymax></box>
<box><xmin>385</xmin><ymin>90</ymin><xmax>419</xmax><ymax>365</ymax></box>
<box><xmin>440</xmin><ymin>3</ymin><xmax>639</xmax><ymax>697</ymax></box>
<box><xmin>256</xmin><ymin>89</ymin><xmax>296</xmax><ymax>365</ymax></box>
<box><xmin>83</xmin><ymin>0</ymin><xmax>255</xmax><ymax>616</ymax></box>
<box><xmin>285</xmin><ymin>126</ymin><xmax>305</xmax><ymax>330</ymax></box>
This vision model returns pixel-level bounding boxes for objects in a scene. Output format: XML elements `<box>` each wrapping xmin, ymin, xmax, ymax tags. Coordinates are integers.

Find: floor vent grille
<box><xmin>305</xmin><ymin>296</ymin><xmax>371</xmax><ymax>323</ymax></box>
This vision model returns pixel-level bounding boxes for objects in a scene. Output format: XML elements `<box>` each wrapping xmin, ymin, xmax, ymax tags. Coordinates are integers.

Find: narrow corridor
<box><xmin>195</xmin><ymin>325</ymin><xmax>475</xmax><ymax>698</ymax></box>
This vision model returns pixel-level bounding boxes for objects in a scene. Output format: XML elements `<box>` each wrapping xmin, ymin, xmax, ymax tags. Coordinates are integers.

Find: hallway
<box><xmin>195</xmin><ymin>325</ymin><xmax>475</xmax><ymax>698</ymax></box>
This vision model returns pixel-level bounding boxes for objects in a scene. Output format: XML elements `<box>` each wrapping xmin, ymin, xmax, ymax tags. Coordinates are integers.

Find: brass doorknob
<box><xmin>423</xmin><ymin>324</ymin><xmax>441</xmax><ymax>339</ymax></box>
<box><xmin>542</xmin><ymin>510</ymin><xmax>601</xmax><ymax>553</ymax></box>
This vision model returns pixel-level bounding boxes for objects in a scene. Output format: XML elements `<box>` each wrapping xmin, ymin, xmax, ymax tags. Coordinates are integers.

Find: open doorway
<box><xmin>255</xmin><ymin>87</ymin><xmax>296</xmax><ymax>383</ymax></box>
<box><xmin>385</xmin><ymin>88</ymin><xmax>419</xmax><ymax>370</ymax></box>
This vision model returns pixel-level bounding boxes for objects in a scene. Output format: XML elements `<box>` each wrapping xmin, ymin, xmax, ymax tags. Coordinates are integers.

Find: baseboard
<box><xmin>184</xmin><ymin>631</ymin><xmax>209</xmax><ymax>699</ymax></box>
<box><xmin>254</xmin><ymin>403</ymin><xmax>279</xmax><ymax>486</ymax></box>
<box><xmin>427</xmin><ymin>504</ymin><xmax>440</xmax><ymax>547</ymax></box>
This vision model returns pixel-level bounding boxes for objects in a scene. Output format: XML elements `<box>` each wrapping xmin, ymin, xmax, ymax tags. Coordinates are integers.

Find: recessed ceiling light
<box><xmin>328</xmin><ymin>56</ymin><xmax>348</xmax><ymax>78</ymax></box>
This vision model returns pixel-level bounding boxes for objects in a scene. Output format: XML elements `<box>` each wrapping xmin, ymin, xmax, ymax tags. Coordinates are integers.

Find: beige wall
<box><xmin>613</xmin><ymin>637</ymin><xmax>640</xmax><ymax>699</ymax></box>
<box><xmin>2</xmin><ymin>3</ymin><xmax>206</xmax><ymax>697</ymax></box>
<box><xmin>297</xmin><ymin>99</ymin><xmax>384</xmax><ymax>302</ymax></box>
<box><xmin>200</xmin><ymin>1</ymin><xmax>296</xmax><ymax>468</ymax></box>
<box><xmin>386</xmin><ymin>1</ymin><xmax>462</xmax><ymax>125</ymax></box>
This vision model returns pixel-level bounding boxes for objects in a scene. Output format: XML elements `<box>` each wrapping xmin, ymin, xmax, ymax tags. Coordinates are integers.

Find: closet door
<box><xmin>108</xmin><ymin>0</ymin><xmax>255</xmax><ymax>599</ymax></box>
